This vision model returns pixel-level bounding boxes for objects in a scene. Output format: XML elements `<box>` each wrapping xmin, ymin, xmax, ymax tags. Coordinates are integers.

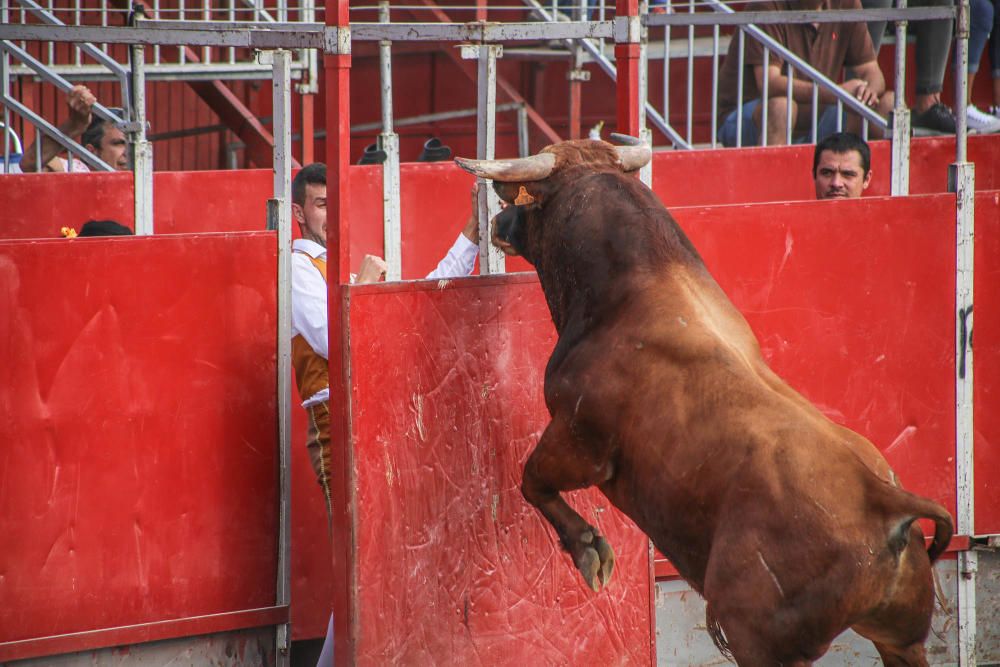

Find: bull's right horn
<box><xmin>614</xmin><ymin>144</ymin><xmax>652</xmax><ymax>172</ymax></box>
<box><xmin>454</xmin><ymin>152</ymin><xmax>556</xmax><ymax>182</ymax></box>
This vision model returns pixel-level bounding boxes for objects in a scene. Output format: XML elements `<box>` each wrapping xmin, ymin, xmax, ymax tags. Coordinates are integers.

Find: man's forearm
<box><xmin>20</xmin><ymin>120</ymin><xmax>82</xmax><ymax>173</ymax></box>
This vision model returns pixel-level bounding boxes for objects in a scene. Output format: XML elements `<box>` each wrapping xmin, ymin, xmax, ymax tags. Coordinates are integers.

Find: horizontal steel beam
<box><xmin>0</xmin><ymin>22</ymin><xmax>340</xmax><ymax>51</ymax></box>
<box><xmin>643</xmin><ymin>6</ymin><xmax>955</xmax><ymax>27</ymax></box>
<box><xmin>10</xmin><ymin>63</ymin><xmax>306</xmax><ymax>82</ymax></box>
<box><xmin>350</xmin><ymin>20</ymin><xmax>613</xmax><ymax>42</ymax></box>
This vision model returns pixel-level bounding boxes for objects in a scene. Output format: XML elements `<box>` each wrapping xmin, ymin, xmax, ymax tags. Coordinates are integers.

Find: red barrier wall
<box><xmin>652</xmin><ymin>134</ymin><xmax>1000</xmax><ymax>207</ymax></box>
<box><xmin>344</xmin><ymin>275</ymin><xmax>655</xmax><ymax>665</ymax></box>
<box><xmin>0</xmin><ymin>232</ymin><xmax>280</xmax><ymax>661</ymax></box>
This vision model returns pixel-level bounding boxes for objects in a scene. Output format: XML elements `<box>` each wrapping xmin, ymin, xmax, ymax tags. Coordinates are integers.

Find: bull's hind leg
<box><xmin>871</xmin><ymin>642</ymin><xmax>929</xmax><ymax>667</ymax></box>
<box><xmin>522</xmin><ymin>417</ymin><xmax>615</xmax><ymax>592</ymax></box>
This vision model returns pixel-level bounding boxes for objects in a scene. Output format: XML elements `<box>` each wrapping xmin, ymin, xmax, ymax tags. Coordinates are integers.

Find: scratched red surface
<box><xmin>346</xmin><ymin>276</ymin><xmax>655</xmax><ymax>666</ymax></box>
<box><xmin>0</xmin><ymin>233</ymin><xmax>279</xmax><ymax>646</ymax></box>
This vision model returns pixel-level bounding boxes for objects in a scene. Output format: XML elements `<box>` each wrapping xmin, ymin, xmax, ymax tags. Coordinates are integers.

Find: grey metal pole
<box><xmin>269</xmin><ymin>47</ymin><xmax>293</xmax><ymax>667</ymax></box>
<box><xmin>638</xmin><ymin>1</ymin><xmax>652</xmax><ymax>188</ymax></box>
<box><xmin>463</xmin><ymin>43</ymin><xmax>505</xmax><ymax>274</ymax></box>
<box><xmin>890</xmin><ymin>0</ymin><xmax>910</xmax><ymax>195</ymax></box>
<box><xmin>378</xmin><ymin>0</ymin><xmax>402</xmax><ymax>281</ymax></box>
<box><xmin>517</xmin><ymin>103</ymin><xmax>529</xmax><ymax>157</ymax></box>
<box><xmin>2</xmin><ymin>43</ymin><xmax>10</xmax><ymax>175</ymax></box>
<box><xmin>130</xmin><ymin>41</ymin><xmax>153</xmax><ymax>235</ymax></box>
<box><xmin>950</xmin><ymin>0</ymin><xmax>977</xmax><ymax>664</ymax></box>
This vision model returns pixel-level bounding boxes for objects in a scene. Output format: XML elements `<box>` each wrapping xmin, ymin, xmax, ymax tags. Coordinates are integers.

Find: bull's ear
<box><xmin>454</xmin><ymin>153</ymin><xmax>556</xmax><ymax>182</ymax></box>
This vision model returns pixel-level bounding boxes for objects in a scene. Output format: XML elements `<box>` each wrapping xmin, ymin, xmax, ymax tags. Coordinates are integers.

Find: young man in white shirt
<box><xmin>289</xmin><ymin>162</ymin><xmax>479</xmax><ymax>667</ymax></box>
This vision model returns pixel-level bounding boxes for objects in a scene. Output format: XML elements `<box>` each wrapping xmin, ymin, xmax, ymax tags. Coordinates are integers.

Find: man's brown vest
<box><xmin>292</xmin><ymin>252</ymin><xmax>329</xmax><ymax>402</ymax></box>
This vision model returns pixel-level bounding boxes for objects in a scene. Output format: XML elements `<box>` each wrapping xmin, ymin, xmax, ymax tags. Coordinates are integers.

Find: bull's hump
<box><xmin>665</xmin><ymin>266</ymin><xmax>760</xmax><ymax>370</ymax></box>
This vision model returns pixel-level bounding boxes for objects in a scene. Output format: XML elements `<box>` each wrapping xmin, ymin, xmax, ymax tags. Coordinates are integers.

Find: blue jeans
<box><xmin>718</xmin><ymin>98</ymin><xmax>846</xmax><ymax>147</ymax></box>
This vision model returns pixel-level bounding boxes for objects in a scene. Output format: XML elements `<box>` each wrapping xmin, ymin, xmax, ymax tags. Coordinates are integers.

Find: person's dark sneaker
<box><xmin>912</xmin><ymin>103</ymin><xmax>956</xmax><ymax>135</ymax></box>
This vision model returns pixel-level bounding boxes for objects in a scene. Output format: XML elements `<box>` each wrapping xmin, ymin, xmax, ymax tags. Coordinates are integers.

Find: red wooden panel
<box><xmin>0</xmin><ymin>233</ymin><xmax>279</xmax><ymax>650</ymax></box>
<box><xmin>672</xmin><ymin>195</ymin><xmax>957</xmax><ymax>512</ymax></box>
<box><xmin>345</xmin><ymin>276</ymin><xmax>655</xmax><ymax>665</ymax></box>
<box><xmin>974</xmin><ymin>192</ymin><xmax>1000</xmax><ymax>533</ymax></box>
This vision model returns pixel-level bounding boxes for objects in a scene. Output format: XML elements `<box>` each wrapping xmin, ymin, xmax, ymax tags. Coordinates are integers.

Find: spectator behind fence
<box><xmin>289</xmin><ymin>163</ymin><xmax>481</xmax><ymax>667</ymax></box>
<box><xmin>813</xmin><ymin>132</ymin><xmax>872</xmax><ymax>199</ymax></box>
<box><xmin>859</xmin><ymin>0</ymin><xmax>958</xmax><ymax>134</ymax></box>
<box><xmin>964</xmin><ymin>0</ymin><xmax>1000</xmax><ymax>132</ymax></box>
<box><xmin>717</xmin><ymin>0</ymin><xmax>894</xmax><ymax>147</ymax></box>
<box><xmin>19</xmin><ymin>84</ymin><xmax>129</xmax><ymax>173</ymax></box>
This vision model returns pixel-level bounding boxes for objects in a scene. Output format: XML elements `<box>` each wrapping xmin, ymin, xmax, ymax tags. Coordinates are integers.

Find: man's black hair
<box><xmin>292</xmin><ymin>162</ymin><xmax>327</xmax><ymax>207</ymax></box>
<box><xmin>81</xmin><ymin>116</ymin><xmax>111</xmax><ymax>150</ymax></box>
<box><xmin>813</xmin><ymin>132</ymin><xmax>871</xmax><ymax>176</ymax></box>
<box><xmin>78</xmin><ymin>219</ymin><xmax>134</xmax><ymax>237</ymax></box>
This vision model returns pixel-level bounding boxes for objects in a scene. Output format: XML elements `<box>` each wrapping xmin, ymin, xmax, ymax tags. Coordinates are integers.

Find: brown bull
<box><xmin>455</xmin><ymin>139</ymin><xmax>953</xmax><ymax>666</ymax></box>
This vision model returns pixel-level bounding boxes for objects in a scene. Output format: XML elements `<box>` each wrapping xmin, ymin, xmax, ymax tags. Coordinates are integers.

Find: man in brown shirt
<box><xmin>717</xmin><ymin>0</ymin><xmax>894</xmax><ymax>147</ymax></box>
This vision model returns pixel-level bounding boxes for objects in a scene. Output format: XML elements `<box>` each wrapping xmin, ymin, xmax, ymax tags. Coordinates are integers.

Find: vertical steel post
<box><xmin>2</xmin><ymin>42</ymin><xmax>10</xmax><ymax>175</ymax></box>
<box><xmin>568</xmin><ymin>0</ymin><xmax>588</xmax><ymax>140</ymax></box>
<box><xmin>130</xmin><ymin>42</ymin><xmax>153</xmax><ymax>235</ymax></box>
<box><xmin>464</xmin><ymin>43</ymin><xmax>505</xmax><ymax>274</ymax></box>
<box><xmin>269</xmin><ymin>48</ymin><xmax>293</xmax><ymax>667</ymax></box>
<box><xmin>324</xmin><ymin>2</ymin><xmax>354</xmax><ymax>665</ymax></box>
<box><xmin>890</xmin><ymin>0</ymin><xmax>910</xmax><ymax>196</ymax></box>
<box><xmin>517</xmin><ymin>104</ymin><xmax>529</xmax><ymax>157</ymax></box>
<box><xmin>638</xmin><ymin>1</ymin><xmax>652</xmax><ymax>188</ymax></box>
<box><xmin>950</xmin><ymin>1</ymin><xmax>977</xmax><ymax>665</ymax></box>
<box><xmin>616</xmin><ymin>0</ymin><xmax>641</xmax><ymax>136</ymax></box>
<box><xmin>379</xmin><ymin>0</ymin><xmax>402</xmax><ymax>281</ymax></box>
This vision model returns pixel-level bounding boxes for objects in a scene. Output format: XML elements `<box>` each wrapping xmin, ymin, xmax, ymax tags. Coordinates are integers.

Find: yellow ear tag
<box><xmin>514</xmin><ymin>186</ymin><xmax>536</xmax><ymax>206</ymax></box>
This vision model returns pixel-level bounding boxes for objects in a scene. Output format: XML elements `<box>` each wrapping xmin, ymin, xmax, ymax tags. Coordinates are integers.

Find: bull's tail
<box><xmin>705</xmin><ymin>603</ymin><xmax>733</xmax><ymax>661</ymax></box>
<box><xmin>880</xmin><ymin>484</ymin><xmax>954</xmax><ymax>563</ymax></box>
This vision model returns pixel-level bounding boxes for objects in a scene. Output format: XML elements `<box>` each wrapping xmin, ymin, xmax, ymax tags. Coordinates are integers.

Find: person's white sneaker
<box><xmin>967</xmin><ymin>104</ymin><xmax>1000</xmax><ymax>133</ymax></box>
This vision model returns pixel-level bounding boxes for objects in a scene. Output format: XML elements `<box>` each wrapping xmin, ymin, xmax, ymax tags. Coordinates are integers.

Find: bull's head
<box><xmin>453</xmin><ymin>136</ymin><xmax>651</xmax><ymax>258</ymax></box>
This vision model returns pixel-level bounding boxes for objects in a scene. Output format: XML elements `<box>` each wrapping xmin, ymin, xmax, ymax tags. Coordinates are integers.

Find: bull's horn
<box><xmin>609</xmin><ymin>132</ymin><xmax>643</xmax><ymax>146</ymax></box>
<box><xmin>615</xmin><ymin>144</ymin><xmax>652</xmax><ymax>172</ymax></box>
<box><xmin>454</xmin><ymin>153</ymin><xmax>556</xmax><ymax>182</ymax></box>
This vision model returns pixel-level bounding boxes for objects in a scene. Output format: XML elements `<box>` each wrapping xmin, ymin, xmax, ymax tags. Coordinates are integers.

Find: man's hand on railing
<box><xmin>65</xmin><ymin>85</ymin><xmax>97</xmax><ymax>135</ymax></box>
<box><xmin>841</xmin><ymin>79</ymin><xmax>879</xmax><ymax>108</ymax></box>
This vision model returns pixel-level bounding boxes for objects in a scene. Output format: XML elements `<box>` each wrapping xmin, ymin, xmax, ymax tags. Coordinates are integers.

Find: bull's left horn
<box><xmin>454</xmin><ymin>153</ymin><xmax>556</xmax><ymax>182</ymax></box>
<box><xmin>615</xmin><ymin>144</ymin><xmax>652</xmax><ymax>172</ymax></box>
<box><xmin>609</xmin><ymin>132</ymin><xmax>643</xmax><ymax>146</ymax></box>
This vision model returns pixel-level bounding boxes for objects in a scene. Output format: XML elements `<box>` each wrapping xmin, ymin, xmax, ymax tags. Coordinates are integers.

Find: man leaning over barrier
<box><xmin>718</xmin><ymin>0</ymin><xmax>894</xmax><ymax>147</ymax></box>
<box><xmin>289</xmin><ymin>162</ymin><xmax>480</xmax><ymax>667</ymax></box>
<box><xmin>813</xmin><ymin>131</ymin><xmax>873</xmax><ymax>199</ymax></box>
<box><xmin>19</xmin><ymin>85</ymin><xmax>129</xmax><ymax>173</ymax></box>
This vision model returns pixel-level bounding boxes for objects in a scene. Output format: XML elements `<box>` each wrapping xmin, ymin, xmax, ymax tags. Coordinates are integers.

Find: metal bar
<box><xmin>735</xmin><ymin>29</ymin><xmax>744</xmax><ymax>147</ymax></box>
<box><xmin>353</xmin><ymin>20</ymin><xmax>614</xmax><ymax>41</ymax></box>
<box><xmin>517</xmin><ymin>103</ymin><xmax>529</xmax><ymax>157</ymax></box>
<box><xmin>2</xmin><ymin>40</ymin><xmax>124</xmax><ymax>127</ymax></box>
<box><xmin>379</xmin><ymin>1</ymin><xmax>402</xmax><ymax>282</ymax></box>
<box><xmin>520</xmin><ymin>0</ymin><xmax>689</xmax><ymax>147</ymax></box>
<box><xmin>951</xmin><ymin>1</ymin><xmax>975</xmax><ymax>664</ymax></box>
<box><xmin>269</xmin><ymin>47</ymin><xmax>293</xmax><ymax>667</ymax></box>
<box><xmin>472</xmin><ymin>43</ymin><xmax>504</xmax><ymax>274</ymax></box>
<box><xmin>710</xmin><ymin>23</ymin><xmax>718</xmax><ymax>147</ymax></box>
<box><xmin>14</xmin><ymin>0</ymin><xmax>128</xmax><ymax>81</ymax></box>
<box><xmin>0</xmin><ymin>23</ymin><xmax>338</xmax><ymax>51</ymax></box>
<box><xmin>761</xmin><ymin>47</ymin><xmax>769</xmax><ymax>147</ymax></box>
<box><xmin>2</xmin><ymin>45</ymin><xmax>9</xmax><ymax>175</ymax></box>
<box><xmin>644</xmin><ymin>6</ymin><xmax>956</xmax><ymax>25</ymax></box>
<box><xmin>350</xmin><ymin>102</ymin><xmax>522</xmax><ymax>133</ymax></box>
<box><xmin>131</xmin><ymin>42</ymin><xmax>153</xmax><ymax>234</ymax></box>
<box><xmin>890</xmin><ymin>0</ymin><xmax>910</xmax><ymax>196</ymax></box>
<box><xmin>323</xmin><ymin>2</ymin><xmax>353</xmax><ymax>661</ymax></box>
<box><xmin>662</xmin><ymin>11</ymin><xmax>669</xmax><ymax>131</ymax></box>
<box><xmin>685</xmin><ymin>0</ymin><xmax>693</xmax><ymax>145</ymax></box>
<box><xmin>0</xmin><ymin>606</ymin><xmax>290</xmax><ymax>664</ymax></box>
<box><xmin>811</xmin><ymin>81</ymin><xmax>818</xmax><ymax>143</ymax></box>
<box><xmin>785</xmin><ymin>61</ymin><xmax>792</xmax><ymax>145</ymax></box>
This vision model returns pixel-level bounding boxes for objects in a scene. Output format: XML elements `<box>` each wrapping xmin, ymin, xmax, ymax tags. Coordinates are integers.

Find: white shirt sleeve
<box><xmin>424</xmin><ymin>234</ymin><xmax>479</xmax><ymax>280</ymax></box>
<box><xmin>291</xmin><ymin>252</ymin><xmax>329</xmax><ymax>359</ymax></box>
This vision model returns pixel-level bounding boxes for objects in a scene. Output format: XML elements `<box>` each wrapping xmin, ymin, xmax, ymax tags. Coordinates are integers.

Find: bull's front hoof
<box><xmin>575</xmin><ymin>532</ymin><xmax>615</xmax><ymax>592</ymax></box>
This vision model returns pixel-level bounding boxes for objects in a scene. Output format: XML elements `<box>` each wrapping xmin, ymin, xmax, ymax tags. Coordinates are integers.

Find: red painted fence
<box><xmin>2</xmin><ymin>176</ymin><xmax>999</xmax><ymax>657</ymax></box>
